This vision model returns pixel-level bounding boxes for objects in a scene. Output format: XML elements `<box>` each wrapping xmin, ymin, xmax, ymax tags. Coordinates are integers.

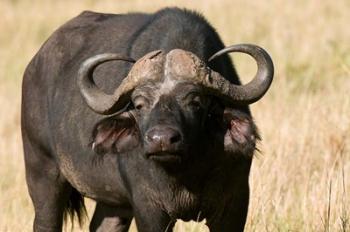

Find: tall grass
<box><xmin>0</xmin><ymin>0</ymin><xmax>349</xmax><ymax>231</ymax></box>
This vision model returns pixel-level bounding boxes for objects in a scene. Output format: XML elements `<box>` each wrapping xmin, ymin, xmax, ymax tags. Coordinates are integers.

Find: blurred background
<box><xmin>0</xmin><ymin>0</ymin><xmax>349</xmax><ymax>231</ymax></box>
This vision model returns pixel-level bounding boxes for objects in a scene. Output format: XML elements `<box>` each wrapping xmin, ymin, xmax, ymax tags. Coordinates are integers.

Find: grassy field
<box><xmin>0</xmin><ymin>0</ymin><xmax>349</xmax><ymax>231</ymax></box>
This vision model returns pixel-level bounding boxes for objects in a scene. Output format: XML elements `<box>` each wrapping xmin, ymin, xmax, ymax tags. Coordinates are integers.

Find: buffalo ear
<box><xmin>222</xmin><ymin>109</ymin><xmax>259</xmax><ymax>156</ymax></box>
<box><xmin>92</xmin><ymin>113</ymin><xmax>140</xmax><ymax>154</ymax></box>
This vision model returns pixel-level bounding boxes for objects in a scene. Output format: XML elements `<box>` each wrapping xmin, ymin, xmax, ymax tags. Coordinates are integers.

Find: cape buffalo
<box><xmin>21</xmin><ymin>8</ymin><xmax>273</xmax><ymax>232</ymax></box>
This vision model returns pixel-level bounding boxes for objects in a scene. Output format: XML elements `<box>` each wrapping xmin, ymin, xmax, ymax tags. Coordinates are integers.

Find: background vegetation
<box><xmin>0</xmin><ymin>0</ymin><xmax>349</xmax><ymax>231</ymax></box>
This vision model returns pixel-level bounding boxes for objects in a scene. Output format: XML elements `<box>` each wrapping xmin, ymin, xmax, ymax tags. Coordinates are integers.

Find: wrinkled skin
<box><xmin>22</xmin><ymin>8</ymin><xmax>259</xmax><ymax>232</ymax></box>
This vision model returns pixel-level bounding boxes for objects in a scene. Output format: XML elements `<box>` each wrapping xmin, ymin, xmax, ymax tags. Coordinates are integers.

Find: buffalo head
<box><xmin>78</xmin><ymin>45</ymin><xmax>273</xmax><ymax>163</ymax></box>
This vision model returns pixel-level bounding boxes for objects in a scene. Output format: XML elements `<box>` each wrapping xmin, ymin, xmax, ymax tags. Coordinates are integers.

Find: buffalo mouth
<box><xmin>146</xmin><ymin>152</ymin><xmax>183</xmax><ymax>163</ymax></box>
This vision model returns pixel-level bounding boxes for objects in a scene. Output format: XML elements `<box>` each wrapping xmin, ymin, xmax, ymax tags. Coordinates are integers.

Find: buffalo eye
<box><xmin>133</xmin><ymin>96</ymin><xmax>150</xmax><ymax>111</ymax></box>
<box><xmin>188</xmin><ymin>97</ymin><xmax>202</xmax><ymax>110</ymax></box>
<box><xmin>185</xmin><ymin>93</ymin><xmax>205</xmax><ymax>111</ymax></box>
<box><xmin>135</xmin><ymin>104</ymin><xmax>143</xmax><ymax>110</ymax></box>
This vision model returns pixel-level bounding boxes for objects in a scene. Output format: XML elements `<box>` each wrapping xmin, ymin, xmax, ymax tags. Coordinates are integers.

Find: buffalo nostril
<box><xmin>169</xmin><ymin>132</ymin><xmax>181</xmax><ymax>144</ymax></box>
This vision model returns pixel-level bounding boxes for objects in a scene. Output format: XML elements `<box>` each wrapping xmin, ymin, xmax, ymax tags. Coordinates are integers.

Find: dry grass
<box><xmin>0</xmin><ymin>0</ymin><xmax>349</xmax><ymax>231</ymax></box>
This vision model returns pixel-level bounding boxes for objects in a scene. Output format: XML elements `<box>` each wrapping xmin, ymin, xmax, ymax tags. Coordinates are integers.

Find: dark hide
<box><xmin>22</xmin><ymin>7</ymin><xmax>258</xmax><ymax>232</ymax></box>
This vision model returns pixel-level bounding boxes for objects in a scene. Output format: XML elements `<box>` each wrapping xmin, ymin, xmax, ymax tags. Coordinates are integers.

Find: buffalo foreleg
<box><xmin>132</xmin><ymin>196</ymin><xmax>174</xmax><ymax>232</ymax></box>
<box><xmin>89</xmin><ymin>202</ymin><xmax>132</xmax><ymax>232</ymax></box>
<box><xmin>206</xmin><ymin>183</ymin><xmax>250</xmax><ymax>232</ymax></box>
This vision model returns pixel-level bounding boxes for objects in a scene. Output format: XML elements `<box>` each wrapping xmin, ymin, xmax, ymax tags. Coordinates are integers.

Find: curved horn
<box><xmin>78</xmin><ymin>50</ymin><xmax>164</xmax><ymax>115</ymax></box>
<box><xmin>207</xmin><ymin>44</ymin><xmax>274</xmax><ymax>104</ymax></box>
<box><xmin>78</xmin><ymin>53</ymin><xmax>135</xmax><ymax>114</ymax></box>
